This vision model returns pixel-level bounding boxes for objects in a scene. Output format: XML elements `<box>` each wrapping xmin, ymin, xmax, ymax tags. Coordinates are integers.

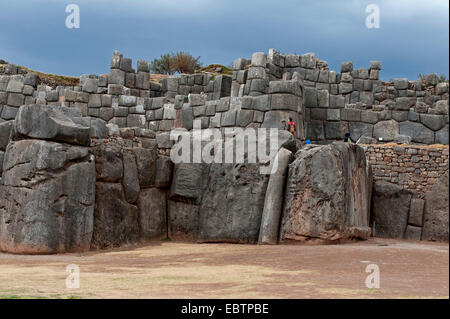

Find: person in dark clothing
<box><xmin>344</xmin><ymin>133</ymin><xmax>356</xmax><ymax>143</ymax></box>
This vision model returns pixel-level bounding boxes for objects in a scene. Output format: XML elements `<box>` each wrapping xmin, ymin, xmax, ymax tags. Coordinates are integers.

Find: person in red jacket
<box><xmin>286</xmin><ymin>117</ymin><xmax>296</xmax><ymax>136</ymax></box>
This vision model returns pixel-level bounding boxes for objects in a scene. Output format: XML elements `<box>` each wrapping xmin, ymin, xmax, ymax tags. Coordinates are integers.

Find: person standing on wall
<box><xmin>286</xmin><ymin>117</ymin><xmax>296</xmax><ymax>136</ymax></box>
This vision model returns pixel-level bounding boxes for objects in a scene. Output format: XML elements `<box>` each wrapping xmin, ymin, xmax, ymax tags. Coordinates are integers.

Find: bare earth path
<box><xmin>0</xmin><ymin>238</ymin><xmax>448</xmax><ymax>299</ymax></box>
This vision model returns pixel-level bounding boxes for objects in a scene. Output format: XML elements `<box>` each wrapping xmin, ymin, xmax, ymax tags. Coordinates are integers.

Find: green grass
<box><xmin>16</xmin><ymin>65</ymin><xmax>80</xmax><ymax>88</ymax></box>
<box><xmin>198</xmin><ymin>64</ymin><xmax>233</xmax><ymax>76</ymax></box>
<box><xmin>1</xmin><ymin>295</ymin><xmax>22</xmax><ymax>299</ymax></box>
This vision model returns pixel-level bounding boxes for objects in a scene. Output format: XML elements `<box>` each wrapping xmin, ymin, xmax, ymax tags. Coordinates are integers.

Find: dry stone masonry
<box><xmin>0</xmin><ymin>48</ymin><xmax>448</xmax><ymax>254</ymax></box>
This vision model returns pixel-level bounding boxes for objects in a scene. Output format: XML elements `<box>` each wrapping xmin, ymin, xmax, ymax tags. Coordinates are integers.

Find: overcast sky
<box><xmin>0</xmin><ymin>0</ymin><xmax>448</xmax><ymax>81</ymax></box>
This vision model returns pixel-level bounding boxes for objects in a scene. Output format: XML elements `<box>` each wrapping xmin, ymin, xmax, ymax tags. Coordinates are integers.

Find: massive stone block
<box><xmin>280</xmin><ymin>143</ymin><xmax>372</xmax><ymax>243</ymax></box>
<box><xmin>138</xmin><ymin>188</ymin><xmax>167</xmax><ymax>240</ymax></box>
<box><xmin>420</xmin><ymin>114</ymin><xmax>446</xmax><ymax>131</ymax></box>
<box><xmin>0</xmin><ymin>140</ymin><xmax>95</xmax><ymax>254</ymax></box>
<box><xmin>270</xmin><ymin>94</ymin><xmax>300</xmax><ymax>112</ymax></box>
<box><xmin>168</xmin><ymin>200</ymin><xmax>199</xmax><ymax>241</ymax></box>
<box><xmin>197</xmin><ymin>162</ymin><xmax>269</xmax><ymax>243</ymax></box>
<box><xmin>399</xmin><ymin>121</ymin><xmax>435</xmax><ymax>144</ymax></box>
<box><xmin>155</xmin><ymin>156</ymin><xmax>174</xmax><ymax>188</ymax></box>
<box><xmin>349</xmin><ymin>122</ymin><xmax>373</xmax><ymax>142</ymax></box>
<box><xmin>133</xmin><ymin>146</ymin><xmax>157</xmax><ymax>188</ymax></box>
<box><xmin>14</xmin><ymin>104</ymin><xmax>90</xmax><ymax>146</ymax></box>
<box><xmin>422</xmin><ymin>171</ymin><xmax>449</xmax><ymax>242</ymax></box>
<box><xmin>269</xmin><ymin>80</ymin><xmax>302</xmax><ymax>96</ymax></box>
<box><xmin>371</xmin><ymin>181</ymin><xmax>412</xmax><ymax>239</ymax></box>
<box><xmin>0</xmin><ymin>120</ymin><xmax>13</xmax><ymax>151</ymax></box>
<box><xmin>170</xmin><ymin>163</ymin><xmax>207</xmax><ymax>203</ymax></box>
<box><xmin>92</xmin><ymin>183</ymin><xmax>139</xmax><ymax>248</ymax></box>
<box><xmin>259</xmin><ymin>148</ymin><xmax>293</xmax><ymax>244</ymax></box>
<box><xmin>93</xmin><ymin>143</ymin><xmax>123</xmax><ymax>183</ymax></box>
<box><xmin>435</xmin><ymin>125</ymin><xmax>449</xmax><ymax>144</ymax></box>
<box><xmin>373</xmin><ymin>120</ymin><xmax>399</xmax><ymax>142</ymax></box>
<box><xmin>122</xmin><ymin>151</ymin><xmax>140</xmax><ymax>204</ymax></box>
<box><xmin>167</xmin><ymin>130</ymin><xmax>297</xmax><ymax>243</ymax></box>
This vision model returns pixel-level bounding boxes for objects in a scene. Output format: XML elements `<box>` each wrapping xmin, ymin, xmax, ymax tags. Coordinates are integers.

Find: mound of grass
<box><xmin>198</xmin><ymin>64</ymin><xmax>233</xmax><ymax>76</ymax></box>
<box><xmin>16</xmin><ymin>65</ymin><xmax>80</xmax><ymax>88</ymax></box>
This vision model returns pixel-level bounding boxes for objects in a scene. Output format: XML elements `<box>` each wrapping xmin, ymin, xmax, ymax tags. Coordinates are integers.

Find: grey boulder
<box><xmin>92</xmin><ymin>183</ymin><xmax>139</xmax><ymax>248</ymax></box>
<box><xmin>371</xmin><ymin>181</ymin><xmax>412</xmax><ymax>238</ymax></box>
<box><xmin>14</xmin><ymin>104</ymin><xmax>90</xmax><ymax>146</ymax></box>
<box><xmin>0</xmin><ymin>139</ymin><xmax>95</xmax><ymax>254</ymax></box>
<box><xmin>422</xmin><ymin>171</ymin><xmax>449</xmax><ymax>242</ymax></box>
<box><xmin>280</xmin><ymin>142</ymin><xmax>372</xmax><ymax>243</ymax></box>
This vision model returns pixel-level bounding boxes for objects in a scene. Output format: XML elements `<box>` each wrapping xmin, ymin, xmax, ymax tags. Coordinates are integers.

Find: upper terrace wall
<box><xmin>230</xmin><ymin>49</ymin><xmax>448</xmax><ymax>145</ymax></box>
<box><xmin>0</xmin><ymin>49</ymin><xmax>448</xmax><ymax>147</ymax></box>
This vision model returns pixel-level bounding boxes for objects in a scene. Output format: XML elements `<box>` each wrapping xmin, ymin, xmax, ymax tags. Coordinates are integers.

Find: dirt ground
<box><xmin>0</xmin><ymin>238</ymin><xmax>448</xmax><ymax>299</ymax></box>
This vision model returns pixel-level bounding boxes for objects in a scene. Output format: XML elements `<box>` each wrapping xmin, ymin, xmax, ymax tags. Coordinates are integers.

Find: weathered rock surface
<box><xmin>0</xmin><ymin>120</ymin><xmax>13</xmax><ymax>150</ymax></box>
<box><xmin>167</xmin><ymin>129</ymin><xmax>297</xmax><ymax>243</ymax></box>
<box><xmin>168</xmin><ymin>200</ymin><xmax>199</xmax><ymax>241</ymax></box>
<box><xmin>14</xmin><ymin>104</ymin><xmax>91</xmax><ymax>146</ymax></box>
<box><xmin>93</xmin><ymin>143</ymin><xmax>123</xmax><ymax>182</ymax></box>
<box><xmin>280</xmin><ymin>142</ymin><xmax>372</xmax><ymax>243</ymax></box>
<box><xmin>0</xmin><ymin>139</ymin><xmax>95</xmax><ymax>254</ymax></box>
<box><xmin>259</xmin><ymin>147</ymin><xmax>293</xmax><ymax>244</ymax></box>
<box><xmin>122</xmin><ymin>151</ymin><xmax>140</xmax><ymax>204</ymax></box>
<box><xmin>91</xmin><ymin>137</ymin><xmax>162</xmax><ymax>247</ymax></box>
<box><xmin>155</xmin><ymin>156</ymin><xmax>173</xmax><ymax>188</ymax></box>
<box><xmin>138</xmin><ymin>188</ymin><xmax>167</xmax><ymax>239</ymax></box>
<box><xmin>92</xmin><ymin>182</ymin><xmax>139</xmax><ymax>248</ymax></box>
<box><xmin>371</xmin><ymin>181</ymin><xmax>412</xmax><ymax>238</ymax></box>
<box><xmin>197</xmin><ymin>162</ymin><xmax>270</xmax><ymax>243</ymax></box>
<box><xmin>170</xmin><ymin>163</ymin><xmax>207</xmax><ymax>203</ymax></box>
<box><xmin>0</xmin><ymin>150</ymin><xmax>4</xmax><ymax>176</ymax></box>
<box><xmin>422</xmin><ymin>171</ymin><xmax>449</xmax><ymax>242</ymax></box>
<box><xmin>373</xmin><ymin>120</ymin><xmax>399</xmax><ymax>142</ymax></box>
<box><xmin>133</xmin><ymin>146</ymin><xmax>157</xmax><ymax>188</ymax></box>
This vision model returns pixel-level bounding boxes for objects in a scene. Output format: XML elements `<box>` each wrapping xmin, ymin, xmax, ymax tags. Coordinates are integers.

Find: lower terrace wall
<box><xmin>363</xmin><ymin>144</ymin><xmax>448</xmax><ymax>242</ymax></box>
<box><xmin>362</xmin><ymin>144</ymin><xmax>449</xmax><ymax>195</ymax></box>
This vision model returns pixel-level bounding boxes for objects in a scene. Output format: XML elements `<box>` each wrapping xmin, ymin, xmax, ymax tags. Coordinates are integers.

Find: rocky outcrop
<box><xmin>371</xmin><ymin>181</ymin><xmax>412</xmax><ymax>238</ymax></box>
<box><xmin>422</xmin><ymin>171</ymin><xmax>449</xmax><ymax>242</ymax></box>
<box><xmin>280</xmin><ymin>142</ymin><xmax>372</xmax><ymax>243</ymax></box>
<box><xmin>0</xmin><ymin>107</ymin><xmax>95</xmax><ymax>254</ymax></box>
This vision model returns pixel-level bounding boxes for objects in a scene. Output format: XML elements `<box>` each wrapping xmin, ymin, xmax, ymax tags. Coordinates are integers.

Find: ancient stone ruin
<box><xmin>0</xmin><ymin>49</ymin><xmax>448</xmax><ymax>254</ymax></box>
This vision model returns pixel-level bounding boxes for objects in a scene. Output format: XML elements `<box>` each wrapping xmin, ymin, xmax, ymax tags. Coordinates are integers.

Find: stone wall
<box><xmin>229</xmin><ymin>49</ymin><xmax>448</xmax><ymax>145</ymax></box>
<box><xmin>1</xmin><ymin>48</ymin><xmax>448</xmax><ymax>146</ymax></box>
<box><xmin>371</xmin><ymin>170</ymin><xmax>448</xmax><ymax>242</ymax></box>
<box><xmin>91</xmin><ymin>127</ymin><xmax>173</xmax><ymax>248</ymax></box>
<box><xmin>362</xmin><ymin>144</ymin><xmax>449</xmax><ymax>194</ymax></box>
<box><xmin>362</xmin><ymin>143</ymin><xmax>448</xmax><ymax>242</ymax></box>
<box><xmin>0</xmin><ymin>48</ymin><xmax>448</xmax><ymax>253</ymax></box>
<box><xmin>0</xmin><ymin>105</ymin><xmax>96</xmax><ymax>254</ymax></box>
<box><xmin>302</xmin><ymin>65</ymin><xmax>449</xmax><ymax>145</ymax></box>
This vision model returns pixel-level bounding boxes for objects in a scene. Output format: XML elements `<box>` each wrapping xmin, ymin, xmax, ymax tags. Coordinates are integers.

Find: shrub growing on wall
<box><xmin>150</xmin><ymin>52</ymin><xmax>202</xmax><ymax>75</ymax></box>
